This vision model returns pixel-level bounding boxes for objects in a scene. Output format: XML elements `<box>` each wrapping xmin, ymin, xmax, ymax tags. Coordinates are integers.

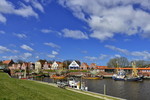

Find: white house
<box><xmin>35</xmin><ymin>62</ymin><xmax>41</xmax><ymax>73</ymax></box>
<box><xmin>69</xmin><ymin>61</ymin><xmax>80</xmax><ymax>69</ymax></box>
<box><xmin>51</xmin><ymin>61</ymin><xmax>58</xmax><ymax>69</ymax></box>
<box><xmin>43</xmin><ymin>62</ymin><xmax>50</xmax><ymax>70</ymax></box>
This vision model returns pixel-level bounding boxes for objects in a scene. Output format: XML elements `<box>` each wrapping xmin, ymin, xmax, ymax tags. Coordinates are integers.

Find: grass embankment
<box><xmin>0</xmin><ymin>71</ymin><xmax>100</xmax><ymax>100</ymax></box>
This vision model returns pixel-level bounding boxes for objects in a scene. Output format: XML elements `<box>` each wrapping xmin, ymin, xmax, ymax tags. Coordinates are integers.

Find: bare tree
<box><xmin>107</xmin><ymin>57</ymin><xmax>129</xmax><ymax>68</ymax></box>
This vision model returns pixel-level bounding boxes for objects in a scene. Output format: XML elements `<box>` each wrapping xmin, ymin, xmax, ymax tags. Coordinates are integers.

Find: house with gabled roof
<box><xmin>2</xmin><ymin>59</ymin><xmax>14</xmax><ymax>66</ymax></box>
<box><xmin>35</xmin><ymin>61</ymin><xmax>42</xmax><ymax>73</ymax></box>
<box><xmin>68</xmin><ymin>60</ymin><xmax>80</xmax><ymax>69</ymax></box>
<box><xmin>89</xmin><ymin>63</ymin><xmax>97</xmax><ymax>69</ymax></box>
<box><xmin>43</xmin><ymin>62</ymin><xmax>51</xmax><ymax>70</ymax></box>
<box><xmin>51</xmin><ymin>61</ymin><xmax>58</xmax><ymax>69</ymax></box>
<box><xmin>80</xmin><ymin>62</ymin><xmax>89</xmax><ymax>70</ymax></box>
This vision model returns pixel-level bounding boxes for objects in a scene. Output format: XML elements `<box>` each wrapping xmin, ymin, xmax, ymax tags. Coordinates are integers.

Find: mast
<box><xmin>132</xmin><ymin>61</ymin><xmax>138</xmax><ymax>77</ymax></box>
<box><xmin>116</xmin><ymin>61</ymin><xmax>119</xmax><ymax>74</ymax></box>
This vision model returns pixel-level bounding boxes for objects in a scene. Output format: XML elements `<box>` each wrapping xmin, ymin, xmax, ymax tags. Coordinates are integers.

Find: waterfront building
<box><xmin>2</xmin><ymin>59</ymin><xmax>14</xmax><ymax>67</ymax></box>
<box><xmin>35</xmin><ymin>62</ymin><xmax>42</xmax><ymax>73</ymax></box>
<box><xmin>43</xmin><ymin>62</ymin><xmax>51</xmax><ymax>70</ymax></box>
<box><xmin>51</xmin><ymin>61</ymin><xmax>59</xmax><ymax>69</ymax></box>
<box><xmin>57</xmin><ymin>62</ymin><xmax>64</xmax><ymax>69</ymax></box>
<box><xmin>28</xmin><ymin>62</ymin><xmax>35</xmax><ymax>70</ymax></box>
<box><xmin>68</xmin><ymin>61</ymin><xmax>80</xmax><ymax>69</ymax></box>
<box><xmin>89</xmin><ymin>63</ymin><xmax>97</xmax><ymax>69</ymax></box>
<box><xmin>80</xmin><ymin>63</ymin><xmax>89</xmax><ymax>70</ymax></box>
<box><xmin>21</xmin><ymin>63</ymin><xmax>28</xmax><ymax>70</ymax></box>
<box><xmin>96</xmin><ymin>66</ymin><xmax>108</xmax><ymax>71</ymax></box>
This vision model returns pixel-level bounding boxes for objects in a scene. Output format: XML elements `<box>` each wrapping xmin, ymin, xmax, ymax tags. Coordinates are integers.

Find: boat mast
<box><xmin>116</xmin><ymin>61</ymin><xmax>119</xmax><ymax>74</ymax></box>
<box><xmin>132</xmin><ymin>61</ymin><xmax>138</xmax><ymax>77</ymax></box>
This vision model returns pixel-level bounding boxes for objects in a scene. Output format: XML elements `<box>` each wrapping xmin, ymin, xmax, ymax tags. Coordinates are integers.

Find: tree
<box><xmin>130</xmin><ymin>60</ymin><xmax>150</xmax><ymax>68</ymax></box>
<box><xmin>107</xmin><ymin>57</ymin><xmax>129</xmax><ymax>68</ymax></box>
<box><xmin>63</xmin><ymin>60</ymin><xmax>72</xmax><ymax>69</ymax></box>
<box><xmin>16</xmin><ymin>59</ymin><xmax>25</xmax><ymax>64</ymax></box>
<box><xmin>37</xmin><ymin>59</ymin><xmax>47</xmax><ymax>65</ymax></box>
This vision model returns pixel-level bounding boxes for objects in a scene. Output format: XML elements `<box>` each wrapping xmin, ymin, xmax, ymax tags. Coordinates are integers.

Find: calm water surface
<box><xmin>34</xmin><ymin>77</ymin><xmax>150</xmax><ymax>100</ymax></box>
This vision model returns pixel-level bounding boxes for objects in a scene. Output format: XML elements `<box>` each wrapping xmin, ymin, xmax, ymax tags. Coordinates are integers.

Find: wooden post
<box><xmin>104</xmin><ymin>84</ymin><xmax>106</xmax><ymax>95</ymax></box>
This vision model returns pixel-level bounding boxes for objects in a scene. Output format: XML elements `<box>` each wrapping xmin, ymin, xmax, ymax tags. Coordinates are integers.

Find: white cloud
<box><xmin>0</xmin><ymin>46</ymin><xmax>10</xmax><ymax>53</ymax></box>
<box><xmin>0</xmin><ymin>45</ymin><xmax>19</xmax><ymax>53</ymax></box>
<box><xmin>0</xmin><ymin>0</ymin><xmax>38</xmax><ymax>23</ymax></box>
<box><xmin>47</xmin><ymin>54</ymin><xmax>55</xmax><ymax>58</ymax></box>
<box><xmin>85</xmin><ymin>56</ymin><xmax>97</xmax><ymax>61</ymax></box>
<box><xmin>2</xmin><ymin>52</ymin><xmax>32</xmax><ymax>60</ymax></box>
<box><xmin>114</xmin><ymin>54</ymin><xmax>121</xmax><ymax>58</ymax></box>
<box><xmin>82</xmin><ymin>50</ymin><xmax>88</xmax><ymax>54</ymax></box>
<box><xmin>22</xmin><ymin>53</ymin><xmax>32</xmax><ymax>59</ymax></box>
<box><xmin>0</xmin><ymin>30</ymin><xmax>5</xmax><ymax>34</ymax></box>
<box><xmin>25</xmin><ymin>0</ymin><xmax>44</xmax><ymax>12</ymax></box>
<box><xmin>14</xmin><ymin>33</ymin><xmax>27</xmax><ymax>38</ymax></box>
<box><xmin>47</xmin><ymin>50</ymin><xmax>59</xmax><ymax>58</ymax></box>
<box><xmin>41</xmin><ymin>29</ymin><xmax>52</xmax><ymax>33</ymax></box>
<box><xmin>0</xmin><ymin>13</ymin><xmax>6</xmax><ymax>23</ymax></box>
<box><xmin>20</xmin><ymin>44</ymin><xmax>34</xmax><ymax>51</ymax></box>
<box><xmin>99</xmin><ymin>54</ymin><xmax>108</xmax><ymax>60</ymax></box>
<box><xmin>85</xmin><ymin>54</ymin><xmax>108</xmax><ymax>61</ymax></box>
<box><xmin>41</xmin><ymin>29</ymin><xmax>62</xmax><ymax>36</ymax></box>
<box><xmin>105</xmin><ymin>45</ymin><xmax>150</xmax><ymax>60</ymax></box>
<box><xmin>2</xmin><ymin>55</ymin><xmax>18</xmax><ymax>60</ymax></box>
<box><xmin>52</xmin><ymin>51</ymin><xmax>58</xmax><ymax>55</ymax></box>
<box><xmin>105</xmin><ymin>45</ymin><xmax>129</xmax><ymax>55</ymax></box>
<box><xmin>58</xmin><ymin>0</ymin><xmax>150</xmax><ymax>40</ymax></box>
<box><xmin>35</xmin><ymin>56</ymin><xmax>39</xmax><ymax>59</ymax></box>
<box><xmin>32</xmin><ymin>0</ymin><xmax>44</xmax><ymax>12</ymax></box>
<box><xmin>62</xmin><ymin>28</ymin><xmax>88</xmax><ymax>39</ymax></box>
<box><xmin>44</xmin><ymin>42</ymin><xmax>60</xmax><ymax>48</ymax></box>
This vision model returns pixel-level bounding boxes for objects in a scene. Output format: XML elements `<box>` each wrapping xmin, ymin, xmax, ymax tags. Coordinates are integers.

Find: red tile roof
<box><xmin>3</xmin><ymin>60</ymin><xmax>12</xmax><ymax>64</ymax></box>
<box><xmin>81</xmin><ymin>63</ymin><xmax>89</xmax><ymax>68</ymax></box>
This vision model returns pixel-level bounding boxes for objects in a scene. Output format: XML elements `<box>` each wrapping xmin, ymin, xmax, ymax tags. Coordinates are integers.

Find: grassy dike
<box><xmin>0</xmin><ymin>72</ymin><xmax>101</xmax><ymax>100</ymax></box>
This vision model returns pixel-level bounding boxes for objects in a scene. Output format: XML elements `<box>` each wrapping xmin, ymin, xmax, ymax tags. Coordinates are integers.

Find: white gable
<box><xmin>35</xmin><ymin>62</ymin><xmax>41</xmax><ymax>69</ymax></box>
<box><xmin>51</xmin><ymin>61</ymin><xmax>58</xmax><ymax>69</ymax></box>
<box><xmin>69</xmin><ymin>61</ymin><xmax>79</xmax><ymax>68</ymax></box>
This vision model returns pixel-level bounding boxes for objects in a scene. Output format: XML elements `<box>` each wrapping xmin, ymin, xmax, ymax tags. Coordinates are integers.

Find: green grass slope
<box><xmin>0</xmin><ymin>72</ymin><xmax>101</xmax><ymax>100</ymax></box>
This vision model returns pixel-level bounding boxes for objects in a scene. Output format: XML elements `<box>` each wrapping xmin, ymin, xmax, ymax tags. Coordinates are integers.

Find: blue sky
<box><xmin>0</xmin><ymin>0</ymin><xmax>150</xmax><ymax>65</ymax></box>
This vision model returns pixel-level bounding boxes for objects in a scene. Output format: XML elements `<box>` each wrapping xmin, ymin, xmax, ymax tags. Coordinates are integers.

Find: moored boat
<box><xmin>50</xmin><ymin>75</ymin><xmax>66</xmax><ymax>79</ymax></box>
<box><xmin>125</xmin><ymin>61</ymin><xmax>143</xmax><ymax>81</ymax></box>
<box><xmin>112</xmin><ymin>70</ymin><xmax>126</xmax><ymax>81</ymax></box>
<box><xmin>82</xmin><ymin>76</ymin><xmax>102</xmax><ymax>80</ymax></box>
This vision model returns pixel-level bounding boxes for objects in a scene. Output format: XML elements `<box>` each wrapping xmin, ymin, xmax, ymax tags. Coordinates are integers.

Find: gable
<box><xmin>69</xmin><ymin>61</ymin><xmax>79</xmax><ymax>67</ymax></box>
<box><xmin>52</xmin><ymin>62</ymin><xmax>58</xmax><ymax>67</ymax></box>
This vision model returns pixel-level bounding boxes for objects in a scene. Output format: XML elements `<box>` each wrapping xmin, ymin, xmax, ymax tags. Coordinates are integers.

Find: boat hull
<box><xmin>113</xmin><ymin>78</ymin><xmax>125</xmax><ymax>81</ymax></box>
<box><xmin>82</xmin><ymin>77</ymin><xmax>102</xmax><ymax>80</ymax></box>
<box><xmin>50</xmin><ymin>76</ymin><xmax>66</xmax><ymax>79</ymax></box>
<box><xmin>126</xmin><ymin>77</ymin><xmax>142</xmax><ymax>81</ymax></box>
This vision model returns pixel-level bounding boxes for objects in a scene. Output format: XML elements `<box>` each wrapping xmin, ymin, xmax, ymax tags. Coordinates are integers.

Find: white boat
<box><xmin>112</xmin><ymin>70</ymin><xmax>126</xmax><ymax>81</ymax></box>
<box><xmin>68</xmin><ymin>78</ymin><xmax>88</xmax><ymax>91</ymax></box>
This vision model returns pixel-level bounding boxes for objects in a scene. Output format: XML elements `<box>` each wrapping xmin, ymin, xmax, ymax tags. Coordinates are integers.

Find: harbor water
<box><xmin>34</xmin><ymin>77</ymin><xmax>150</xmax><ymax>100</ymax></box>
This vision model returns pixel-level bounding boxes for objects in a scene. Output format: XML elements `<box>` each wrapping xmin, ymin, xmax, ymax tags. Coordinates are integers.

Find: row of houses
<box><xmin>1</xmin><ymin>60</ymin><xmax>107</xmax><ymax>71</ymax></box>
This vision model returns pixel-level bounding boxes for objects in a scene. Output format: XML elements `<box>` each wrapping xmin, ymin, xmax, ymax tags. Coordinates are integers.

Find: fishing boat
<box><xmin>112</xmin><ymin>70</ymin><xmax>126</xmax><ymax>81</ymax></box>
<box><xmin>68</xmin><ymin>78</ymin><xmax>88</xmax><ymax>91</ymax></box>
<box><xmin>82</xmin><ymin>76</ymin><xmax>103</xmax><ymax>80</ymax></box>
<box><xmin>125</xmin><ymin>62</ymin><xmax>143</xmax><ymax>81</ymax></box>
<box><xmin>50</xmin><ymin>75</ymin><xmax>66</xmax><ymax>79</ymax></box>
<box><xmin>112</xmin><ymin>61</ymin><xmax>126</xmax><ymax>81</ymax></box>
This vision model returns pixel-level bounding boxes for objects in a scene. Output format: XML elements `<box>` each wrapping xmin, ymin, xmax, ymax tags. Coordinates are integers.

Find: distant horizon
<box><xmin>1</xmin><ymin>0</ymin><xmax>150</xmax><ymax>66</ymax></box>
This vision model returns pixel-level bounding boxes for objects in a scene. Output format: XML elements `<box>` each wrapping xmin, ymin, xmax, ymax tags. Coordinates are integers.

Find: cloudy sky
<box><xmin>0</xmin><ymin>0</ymin><xmax>150</xmax><ymax>65</ymax></box>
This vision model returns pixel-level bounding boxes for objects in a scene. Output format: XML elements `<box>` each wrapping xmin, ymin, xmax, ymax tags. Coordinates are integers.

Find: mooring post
<box><xmin>104</xmin><ymin>84</ymin><xmax>106</xmax><ymax>95</ymax></box>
